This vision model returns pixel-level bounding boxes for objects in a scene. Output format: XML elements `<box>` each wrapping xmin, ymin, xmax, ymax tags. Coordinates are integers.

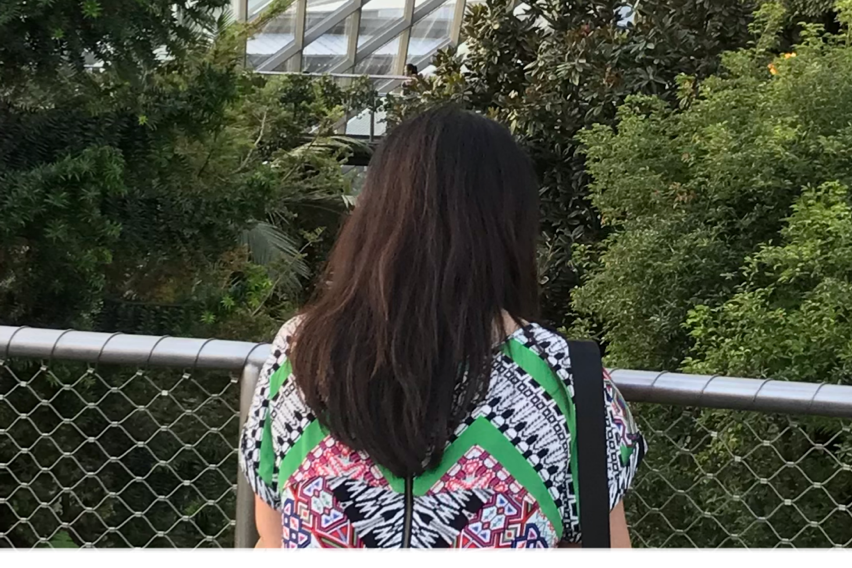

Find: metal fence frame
<box><xmin>3</xmin><ymin>325</ymin><xmax>852</xmax><ymax>548</ymax></box>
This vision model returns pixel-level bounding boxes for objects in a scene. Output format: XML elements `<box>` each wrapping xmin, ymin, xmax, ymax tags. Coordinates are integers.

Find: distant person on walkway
<box><xmin>405</xmin><ymin>63</ymin><xmax>418</xmax><ymax>77</ymax></box>
<box><xmin>239</xmin><ymin>106</ymin><xmax>646</xmax><ymax>548</ymax></box>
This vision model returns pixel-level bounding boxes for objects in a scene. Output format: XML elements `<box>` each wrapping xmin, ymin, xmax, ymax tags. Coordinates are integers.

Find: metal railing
<box><xmin>1</xmin><ymin>326</ymin><xmax>851</xmax><ymax>548</ymax></box>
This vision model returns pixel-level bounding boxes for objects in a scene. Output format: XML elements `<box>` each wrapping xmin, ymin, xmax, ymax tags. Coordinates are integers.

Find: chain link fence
<box><xmin>1</xmin><ymin>327</ymin><xmax>851</xmax><ymax>548</ymax></box>
<box><xmin>0</xmin><ymin>358</ymin><xmax>245</xmax><ymax>548</ymax></box>
<box><xmin>628</xmin><ymin>405</ymin><xmax>852</xmax><ymax>548</ymax></box>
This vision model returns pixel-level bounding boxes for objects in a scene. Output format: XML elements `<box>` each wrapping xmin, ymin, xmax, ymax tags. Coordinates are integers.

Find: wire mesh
<box><xmin>627</xmin><ymin>404</ymin><xmax>852</xmax><ymax>548</ymax></box>
<box><xmin>0</xmin><ymin>357</ymin><xmax>240</xmax><ymax>548</ymax></box>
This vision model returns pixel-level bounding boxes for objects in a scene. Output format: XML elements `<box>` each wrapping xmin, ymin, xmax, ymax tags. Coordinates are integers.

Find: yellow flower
<box><xmin>768</xmin><ymin>62</ymin><xmax>778</xmax><ymax>75</ymax></box>
<box><xmin>783</xmin><ymin>52</ymin><xmax>797</xmax><ymax>59</ymax></box>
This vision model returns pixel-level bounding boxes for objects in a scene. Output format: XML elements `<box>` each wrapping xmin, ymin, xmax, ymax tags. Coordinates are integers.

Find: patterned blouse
<box><xmin>239</xmin><ymin>318</ymin><xmax>646</xmax><ymax>548</ymax></box>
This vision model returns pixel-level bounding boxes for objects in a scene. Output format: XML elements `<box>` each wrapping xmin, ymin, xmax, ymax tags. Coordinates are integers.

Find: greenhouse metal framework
<box><xmin>233</xmin><ymin>0</ymin><xmax>477</xmax><ymax>82</ymax></box>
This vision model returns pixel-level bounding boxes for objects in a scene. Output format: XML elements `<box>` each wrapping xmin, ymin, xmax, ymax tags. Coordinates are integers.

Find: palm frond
<box><xmin>239</xmin><ymin>221</ymin><xmax>308</xmax><ymax>278</ymax></box>
<box><xmin>289</xmin><ymin>135</ymin><xmax>371</xmax><ymax>159</ymax></box>
<box><xmin>341</xmin><ymin>194</ymin><xmax>358</xmax><ymax>208</ymax></box>
<box><xmin>327</xmin><ymin>135</ymin><xmax>372</xmax><ymax>155</ymax></box>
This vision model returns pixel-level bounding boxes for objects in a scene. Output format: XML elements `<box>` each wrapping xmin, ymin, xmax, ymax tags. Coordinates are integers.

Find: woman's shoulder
<box><xmin>257</xmin><ymin>316</ymin><xmax>307</xmax><ymax>410</ymax></box>
<box><xmin>514</xmin><ymin>322</ymin><xmax>573</xmax><ymax>372</ymax></box>
<box><xmin>267</xmin><ymin>315</ymin><xmax>303</xmax><ymax>360</ymax></box>
<box><xmin>265</xmin><ymin>316</ymin><xmax>314</xmax><ymax>421</ymax></box>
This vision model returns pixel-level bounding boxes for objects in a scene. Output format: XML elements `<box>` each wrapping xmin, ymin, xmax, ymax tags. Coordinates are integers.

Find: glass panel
<box><xmin>246</xmin><ymin>3</ymin><xmax>299</xmax><ymax>68</ymax></box>
<box><xmin>302</xmin><ymin>12</ymin><xmax>355</xmax><ymax>73</ymax></box>
<box><xmin>407</xmin><ymin>0</ymin><xmax>455</xmax><ymax>66</ymax></box>
<box><xmin>248</xmin><ymin>0</ymin><xmax>275</xmax><ymax>20</ymax></box>
<box><xmin>306</xmin><ymin>0</ymin><xmax>350</xmax><ymax>30</ymax></box>
<box><xmin>357</xmin><ymin>0</ymin><xmax>407</xmax><ymax>47</ymax></box>
<box><xmin>272</xmin><ymin>55</ymin><xmax>302</xmax><ymax>72</ymax></box>
<box><xmin>346</xmin><ymin>108</ymin><xmax>388</xmax><ymax>137</ymax></box>
<box><xmin>355</xmin><ymin>35</ymin><xmax>401</xmax><ymax>76</ymax></box>
<box><xmin>514</xmin><ymin>2</ymin><xmax>531</xmax><ymax>17</ymax></box>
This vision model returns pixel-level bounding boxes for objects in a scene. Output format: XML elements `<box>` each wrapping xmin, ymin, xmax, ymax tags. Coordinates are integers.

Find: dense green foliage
<box><xmin>0</xmin><ymin>0</ymin><xmax>228</xmax><ymax>86</ymax></box>
<box><xmin>576</xmin><ymin>5</ymin><xmax>852</xmax><ymax>376</ymax></box>
<box><xmin>386</xmin><ymin>0</ymin><xmax>842</xmax><ymax>328</ymax></box>
<box><xmin>685</xmin><ymin>182</ymin><xmax>852</xmax><ymax>381</ymax></box>
<box><xmin>575</xmin><ymin>3</ymin><xmax>852</xmax><ymax>547</ymax></box>
<box><xmin>0</xmin><ymin>0</ymin><xmax>373</xmax><ymax>340</ymax></box>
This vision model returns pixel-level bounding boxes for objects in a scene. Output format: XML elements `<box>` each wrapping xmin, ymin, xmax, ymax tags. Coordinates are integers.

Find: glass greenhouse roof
<box><xmin>240</xmin><ymin>0</ymin><xmax>481</xmax><ymax>80</ymax></box>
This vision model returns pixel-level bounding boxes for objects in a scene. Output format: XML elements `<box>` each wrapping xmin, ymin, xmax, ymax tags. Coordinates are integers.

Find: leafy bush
<box><xmin>386</xmin><ymin>0</ymin><xmax>844</xmax><ymax>328</ymax></box>
<box><xmin>684</xmin><ymin>182</ymin><xmax>852</xmax><ymax>382</ymax></box>
<box><xmin>0</xmin><ymin>0</ymin><xmax>228</xmax><ymax>86</ymax></box>
<box><xmin>576</xmin><ymin>5</ymin><xmax>852</xmax><ymax>373</ymax></box>
<box><xmin>633</xmin><ymin>183</ymin><xmax>852</xmax><ymax>542</ymax></box>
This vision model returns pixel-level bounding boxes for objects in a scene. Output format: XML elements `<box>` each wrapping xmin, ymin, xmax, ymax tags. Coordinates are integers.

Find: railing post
<box><xmin>235</xmin><ymin>362</ymin><xmax>262</xmax><ymax>548</ymax></box>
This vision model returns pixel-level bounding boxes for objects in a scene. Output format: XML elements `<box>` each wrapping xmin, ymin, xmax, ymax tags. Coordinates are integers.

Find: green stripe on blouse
<box><xmin>258</xmin><ymin>360</ymin><xmax>294</xmax><ymax>485</ymax></box>
<box><xmin>502</xmin><ymin>337</ymin><xmax>581</xmax><ymax>520</ymax></box>
<box><xmin>376</xmin><ymin>416</ymin><xmax>565</xmax><ymax>539</ymax></box>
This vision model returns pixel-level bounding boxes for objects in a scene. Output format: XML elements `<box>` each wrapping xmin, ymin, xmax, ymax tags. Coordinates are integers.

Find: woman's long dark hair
<box><xmin>291</xmin><ymin>106</ymin><xmax>540</xmax><ymax>478</ymax></box>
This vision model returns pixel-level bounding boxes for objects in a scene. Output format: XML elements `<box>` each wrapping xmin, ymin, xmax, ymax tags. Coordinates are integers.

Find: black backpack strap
<box><xmin>568</xmin><ymin>340</ymin><xmax>611</xmax><ymax>548</ymax></box>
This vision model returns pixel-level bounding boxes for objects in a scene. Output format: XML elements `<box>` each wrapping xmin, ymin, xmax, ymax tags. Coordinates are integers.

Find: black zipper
<box><xmin>402</xmin><ymin>476</ymin><xmax>413</xmax><ymax>548</ymax></box>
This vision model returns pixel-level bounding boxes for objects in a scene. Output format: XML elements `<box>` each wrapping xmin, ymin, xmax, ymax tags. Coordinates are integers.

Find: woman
<box><xmin>239</xmin><ymin>106</ymin><xmax>645</xmax><ymax>548</ymax></box>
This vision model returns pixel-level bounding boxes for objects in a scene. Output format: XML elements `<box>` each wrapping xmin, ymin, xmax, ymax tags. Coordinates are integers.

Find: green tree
<box><xmin>684</xmin><ymin>182</ymin><xmax>852</xmax><ymax>382</ymax></box>
<box><xmin>672</xmin><ymin>181</ymin><xmax>852</xmax><ymax>547</ymax></box>
<box><xmin>385</xmin><ymin>0</ymin><xmax>842</xmax><ymax>328</ymax></box>
<box><xmin>0</xmin><ymin>0</ymin><xmax>376</xmax><ymax>549</ymax></box>
<box><xmin>0</xmin><ymin>0</ymin><xmax>228</xmax><ymax>86</ymax></box>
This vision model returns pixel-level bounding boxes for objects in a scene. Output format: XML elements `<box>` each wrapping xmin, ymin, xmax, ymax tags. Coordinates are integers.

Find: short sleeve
<box><xmin>602</xmin><ymin>368</ymin><xmax>646</xmax><ymax>510</ymax></box>
<box><xmin>560</xmin><ymin>366</ymin><xmax>647</xmax><ymax>545</ymax></box>
<box><xmin>238</xmin><ymin>318</ymin><xmax>300</xmax><ymax>510</ymax></box>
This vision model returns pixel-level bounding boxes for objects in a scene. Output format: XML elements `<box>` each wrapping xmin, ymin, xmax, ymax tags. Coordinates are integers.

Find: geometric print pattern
<box><xmin>458</xmin><ymin>492</ymin><xmax>556</xmax><ymax>548</ymax></box>
<box><xmin>238</xmin><ymin>324</ymin><xmax>292</xmax><ymax>510</ymax></box>
<box><xmin>240</xmin><ymin>319</ymin><xmax>647</xmax><ymax>547</ymax></box>
<box><xmin>290</xmin><ymin>437</ymin><xmax>389</xmax><ymax>489</ymax></box>
<box><xmin>328</xmin><ymin>477</ymin><xmax>491</xmax><ymax>548</ymax></box>
<box><xmin>602</xmin><ymin>370</ymin><xmax>646</xmax><ymax>512</ymax></box>
<box><xmin>432</xmin><ymin>447</ymin><xmax>522</xmax><ymax>494</ymax></box>
<box><xmin>470</xmin><ymin>352</ymin><xmax>570</xmax><ymax>505</ymax></box>
<box><xmin>281</xmin><ymin>479</ymin><xmax>360</xmax><ymax>548</ymax></box>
